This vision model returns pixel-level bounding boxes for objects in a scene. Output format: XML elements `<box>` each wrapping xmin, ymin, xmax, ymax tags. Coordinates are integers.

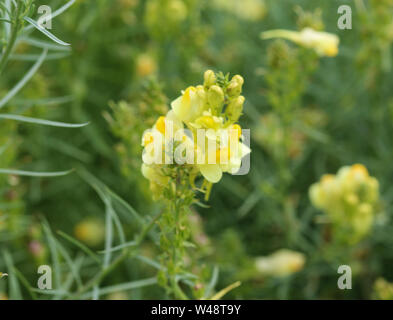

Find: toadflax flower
<box><xmin>255</xmin><ymin>249</ymin><xmax>305</xmax><ymax>277</ymax></box>
<box><xmin>309</xmin><ymin>164</ymin><xmax>380</xmax><ymax>244</ymax></box>
<box><xmin>261</xmin><ymin>27</ymin><xmax>339</xmax><ymax>57</ymax></box>
<box><xmin>141</xmin><ymin>70</ymin><xmax>251</xmax><ymax>199</ymax></box>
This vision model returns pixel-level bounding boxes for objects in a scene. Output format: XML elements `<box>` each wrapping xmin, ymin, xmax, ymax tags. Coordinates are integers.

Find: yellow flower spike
<box><xmin>143</xmin><ymin>70</ymin><xmax>250</xmax><ymax>193</ymax></box>
<box><xmin>155</xmin><ymin>116</ymin><xmax>166</xmax><ymax>134</ymax></box>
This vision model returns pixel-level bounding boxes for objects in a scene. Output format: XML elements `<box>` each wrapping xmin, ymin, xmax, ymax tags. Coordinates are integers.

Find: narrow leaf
<box><xmin>57</xmin><ymin>230</ymin><xmax>101</xmax><ymax>264</ymax></box>
<box><xmin>0</xmin><ymin>50</ymin><xmax>47</xmax><ymax>109</ymax></box>
<box><xmin>0</xmin><ymin>114</ymin><xmax>89</xmax><ymax>127</ymax></box>
<box><xmin>0</xmin><ymin>168</ymin><xmax>73</xmax><ymax>177</ymax></box>
<box><xmin>24</xmin><ymin>17</ymin><xmax>70</xmax><ymax>46</ymax></box>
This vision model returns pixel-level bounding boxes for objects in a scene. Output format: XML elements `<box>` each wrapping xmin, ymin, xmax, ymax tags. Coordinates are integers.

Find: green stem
<box><xmin>0</xmin><ymin>1</ymin><xmax>22</xmax><ymax>75</ymax></box>
<box><xmin>171</xmin><ymin>277</ymin><xmax>189</xmax><ymax>300</ymax></box>
<box><xmin>170</xmin><ymin>180</ymin><xmax>190</xmax><ymax>300</ymax></box>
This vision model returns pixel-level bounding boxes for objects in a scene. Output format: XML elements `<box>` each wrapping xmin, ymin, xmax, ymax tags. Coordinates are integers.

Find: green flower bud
<box><xmin>207</xmin><ymin>85</ymin><xmax>224</xmax><ymax>108</ymax></box>
<box><xmin>226</xmin><ymin>96</ymin><xmax>245</xmax><ymax>122</ymax></box>
<box><xmin>204</xmin><ymin>70</ymin><xmax>216</xmax><ymax>87</ymax></box>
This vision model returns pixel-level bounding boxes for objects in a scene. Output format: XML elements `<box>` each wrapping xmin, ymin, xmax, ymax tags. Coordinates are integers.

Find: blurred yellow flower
<box><xmin>261</xmin><ymin>27</ymin><xmax>339</xmax><ymax>57</ymax></box>
<box><xmin>136</xmin><ymin>54</ymin><xmax>157</xmax><ymax>77</ymax></box>
<box><xmin>255</xmin><ymin>249</ymin><xmax>305</xmax><ymax>277</ymax></box>
<box><xmin>374</xmin><ymin>278</ymin><xmax>393</xmax><ymax>300</ymax></box>
<box><xmin>309</xmin><ymin>164</ymin><xmax>380</xmax><ymax>244</ymax></box>
<box><xmin>74</xmin><ymin>219</ymin><xmax>105</xmax><ymax>247</ymax></box>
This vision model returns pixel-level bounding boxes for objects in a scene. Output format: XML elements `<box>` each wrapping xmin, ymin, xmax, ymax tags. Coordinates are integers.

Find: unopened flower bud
<box><xmin>196</xmin><ymin>85</ymin><xmax>206</xmax><ymax>101</ymax></box>
<box><xmin>226</xmin><ymin>79</ymin><xmax>243</xmax><ymax>97</ymax></box>
<box><xmin>232</xmin><ymin>75</ymin><xmax>244</xmax><ymax>86</ymax></box>
<box><xmin>204</xmin><ymin>70</ymin><xmax>216</xmax><ymax>87</ymax></box>
<box><xmin>207</xmin><ymin>85</ymin><xmax>224</xmax><ymax>108</ymax></box>
<box><xmin>226</xmin><ymin>96</ymin><xmax>245</xmax><ymax>122</ymax></box>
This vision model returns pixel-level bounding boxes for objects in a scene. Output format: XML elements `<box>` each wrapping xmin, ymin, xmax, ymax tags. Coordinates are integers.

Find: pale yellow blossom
<box><xmin>261</xmin><ymin>27</ymin><xmax>339</xmax><ymax>57</ymax></box>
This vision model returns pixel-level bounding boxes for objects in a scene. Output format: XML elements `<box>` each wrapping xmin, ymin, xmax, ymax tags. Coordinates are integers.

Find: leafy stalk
<box><xmin>0</xmin><ymin>0</ymin><xmax>23</xmax><ymax>75</ymax></box>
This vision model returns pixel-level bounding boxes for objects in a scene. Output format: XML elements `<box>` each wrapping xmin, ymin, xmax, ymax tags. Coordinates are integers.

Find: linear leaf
<box><xmin>3</xmin><ymin>250</ymin><xmax>22</xmax><ymax>300</ymax></box>
<box><xmin>18</xmin><ymin>37</ymin><xmax>71</xmax><ymax>51</ymax></box>
<box><xmin>81</xmin><ymin>278</ymin><xmax>157</xmax><ymax>299</ymax></box>
<box><xmin>98</xmin><ymin>241</ymin><xmax>137</xmax><ymax>254</ymax></box>
<box><xmin>0</xmin><ymin>168</ymin><xmax>73</xmax><ymax>177</ymax></box>
<box><xmin>57</xmin><ymin>230</ymin><xmax>101</xmax><ymax>264</ymax></box>
<box><xmin>10</xmin><ymin>52</ymin><xmax>71</xmax><ymax>61</ymax></box>
<box><xmin>0</xmin><ymin>114</ymin><xmax>89</xmax><ymax>128</ymax></box>
<box><xmin>24</xmin><ymin>17</ymin><xmax>70</xmax><ymax>46</ymax></box>
<box><xmin>0</xmin><ymin>49</ymin><xmax>47</xmax><ymax>109</ymax></box>
<box><xmin>25</xmin><ymin>0</ymin><xmax>76</xmax><ymax>32</ymax></box>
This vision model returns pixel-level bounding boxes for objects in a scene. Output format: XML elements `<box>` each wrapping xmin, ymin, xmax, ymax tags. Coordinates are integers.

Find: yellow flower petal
<box><xmin>199</xmin><ymin>164</ymin><xmax>223</xmax><ymax>183</ymax></box>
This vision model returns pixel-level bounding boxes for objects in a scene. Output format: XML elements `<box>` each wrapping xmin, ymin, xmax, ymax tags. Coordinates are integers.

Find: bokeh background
<box><xmin>1</xmin><ymin>0</ymin><xmax>393</xmax><ymax>299</ymax></box>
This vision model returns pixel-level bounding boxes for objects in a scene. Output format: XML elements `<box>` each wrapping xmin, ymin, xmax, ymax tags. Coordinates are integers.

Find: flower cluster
<box><xmin>261</xmin><ymin>27</ymin><xmax>339</xmax><ymax>57</ymax></box>
<box><xmin>309</xmin><ymin>164</ymin><xmax>380</xmax><ymax>244</ymax></box>
<box><xmin>141</xmin><ymin>70</ymin><xmax>251</xmax><ymax>199</ymax></box>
